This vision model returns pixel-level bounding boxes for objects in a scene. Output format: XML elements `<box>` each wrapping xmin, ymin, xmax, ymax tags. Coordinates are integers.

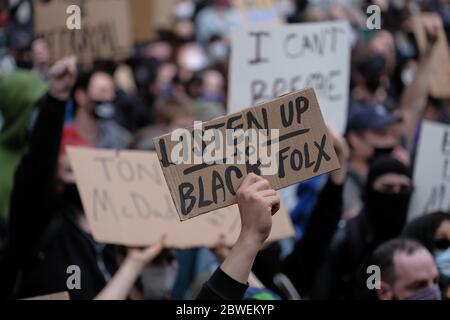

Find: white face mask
<box><xmin>140</xmin><ymin>263</ymin><xmax>179</xmax><ymax>300</ymax></box>
<box><xmin>435</xmin><ymin>247</ymin><xmax>450</xmax><ymax>277</ymax></box>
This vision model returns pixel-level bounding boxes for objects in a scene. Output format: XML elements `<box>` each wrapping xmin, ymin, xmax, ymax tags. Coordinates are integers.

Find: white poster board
<box><xmin>228</xmin><ymin>20</ymin><xmax>351</xmax><ymax>133</ymax></box>
<box><xmin>409</xmin><ymin>121</ymin><xmax>450</xmax><ymax>220</ymax></box>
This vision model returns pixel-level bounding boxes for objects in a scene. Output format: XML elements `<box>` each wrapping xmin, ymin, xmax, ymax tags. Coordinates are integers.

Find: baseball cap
<box><xmin>346</xmin><ymin>103</ymin><xmax>401</xmax><ymax>132</ymax></box>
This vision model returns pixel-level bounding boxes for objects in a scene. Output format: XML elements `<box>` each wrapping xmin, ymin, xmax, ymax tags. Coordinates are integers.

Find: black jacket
<box><xmin>1</xmin><ymin>94</ymin><xmax>117</xmax><ymax>300</ymax></box>
<box><xmin>311</xmin><ymin>211</ymin><xmax>378</xmax><ymax>300</ymax></box>
<box><xmin>197</xmin><ymin>268</ymin><xmax>248</xmax><ymax>300</ymax></box>
<box><xmin>282</xmin><ymin>180</ymin><xmax>343</xmax><ymax>297</ymax></box>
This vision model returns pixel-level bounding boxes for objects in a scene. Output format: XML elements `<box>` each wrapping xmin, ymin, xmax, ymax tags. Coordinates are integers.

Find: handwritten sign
<box><xmin>154</xmin><ymin>88</ymin><xmax>340</xmax><ymax>220</ymax></box>
<box><xmin>409</xmin><ymin>121</ymin><xmax>450</xmax><ymax>221</ymax></box>
<box><xmin>67</xmin><ymin>147</ymin><xmax>295</xmax><ymax>247</ymax></box>
<box><xmin>412</xmin><ymin>13</ymin><xmax>450</xmax><ymax>99</ymax></box>
<box><xmin>228</xmin><ymin>20</ymin><xmax>351</xmax><ymax>133</ymax></box>
<box><xmin>34</xmin><ymin>0</ymin><xmax>133</xmax><ymax>62</ymax></box>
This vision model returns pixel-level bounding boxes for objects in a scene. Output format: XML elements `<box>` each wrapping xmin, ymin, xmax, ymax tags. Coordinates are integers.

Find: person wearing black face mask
<box><xmin>311</xmin><ymin>155</ymin><xmax>413</xmax><ymax>300</ymax></box>
<box><xmin>344</xmin><ymin>103</ymin><xmax>405</xmax><ymax>219</ymax></box>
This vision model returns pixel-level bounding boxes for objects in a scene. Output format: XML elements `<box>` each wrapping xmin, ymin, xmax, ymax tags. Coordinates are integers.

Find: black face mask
<box><xmin>63</xmin><ymin>183</ymin><xmax>83</xmax><ymax>211</ymax></box>
<box><xmin>370</xmin><ymin>146</ymin><xmax>395</xmax><ymax>164</ymax></box>
<box><xmin>365</xmin><ymin>189</ymin><xmax>412</xmax><ymax>243</ymax></box>
<box><xmin>92</xmin><ymin>101</ymin><xmax>116</xmax><ymax>120</ymax></box>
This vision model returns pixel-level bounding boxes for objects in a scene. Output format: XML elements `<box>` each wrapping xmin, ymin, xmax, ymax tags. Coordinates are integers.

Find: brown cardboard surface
<box><xmin>34</xmin><ymin>0</ymin><xmax>133</xmax><ymax>62</ymax></box>
<box><xmin>67</xmin><ymin>147</ymin><xmax>294</xmax><ymax>248</ymax></box>
<box><xmin>129</xmin><ymin>0</ymin><xmax>154</xmax><ymax>43</ymax></box>
<box><xmin>154</xmin><ymin>88</ymin><xmax>340</xmax><ymax>220</ymax></box>
<box><xmin>412</xmin><ymin>13</ymin><xmax>450</xmax><ymax>98</ymax></box>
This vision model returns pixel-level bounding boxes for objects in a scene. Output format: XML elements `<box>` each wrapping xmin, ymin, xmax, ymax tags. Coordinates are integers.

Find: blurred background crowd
<box><xmin>0</xmin><ymin>0</ymin><xmax>450</xmax><ymax>300</ymax></box>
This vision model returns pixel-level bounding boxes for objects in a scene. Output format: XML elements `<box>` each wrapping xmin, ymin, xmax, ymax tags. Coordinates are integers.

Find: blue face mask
<box><xmin>435</xmin><ymin>248</ymin><xmax>450</xmax><ymax>278</ymax></box>
<box><xmin>401</xmin><ymin>284</ymin><xmax>442</xmax><ymax>300</ymax></box>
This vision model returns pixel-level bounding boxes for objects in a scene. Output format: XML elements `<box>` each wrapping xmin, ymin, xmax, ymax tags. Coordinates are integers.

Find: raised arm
<box><xmin>95</xmin><ymin>237</ymin><xmax>165</xmax><ymax>300</ymax></box>
<box><xmin>197</xmin><ymin>173</ymin><xmax>280</xmax><ymax>300</ymax></box>
<box><xmin>8</xmin><ymin>57</ymin><xmax>77</xmax><ymax>255</ymax></box>
<box><xmin>282</xmin><ymin>127</ymin><xmax>349</xmax><ymax>296</ymax></box>
<box><xmin>400</xmin><ymin>21</ymin><xmax>438</xmax><ymax>151</ymax></box>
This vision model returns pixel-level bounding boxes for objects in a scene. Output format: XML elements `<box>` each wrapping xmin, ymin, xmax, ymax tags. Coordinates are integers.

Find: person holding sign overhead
<box><xmin>197</xmin><ymin>173</ymin><xmax>280</xmax><ymax>299</ymax></box>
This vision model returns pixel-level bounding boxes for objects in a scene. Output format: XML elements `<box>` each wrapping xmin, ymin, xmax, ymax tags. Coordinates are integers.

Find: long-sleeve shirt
<box><xmin>197</xmin><ymin>268</ymin><xmax>248</xmax><ymax>300</ymax></box>
<box><xmin>282</xmin><ymin>179</ymin><xmax>343</xmax><ymax>297</ymax></box>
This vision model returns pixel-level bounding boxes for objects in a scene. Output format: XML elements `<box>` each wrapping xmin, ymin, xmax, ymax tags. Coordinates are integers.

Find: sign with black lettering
<box><xmin>67</xmin><ymin>147</ymin><xmax>294</xmax><ymax>247</ymax></box>
<box><xmin>34</xmin><ymin>0</ymin><xmax>133</xmax><ymax>62</ymax></box>
<box><xmin>409</xmin><ymin>121</ymin><xmax>450</xmax><ymax>220</ymax></box>
<box><xmin>154</xmin><ymin>88</ymin><xmax>340</xmax><ymax>220</ymax></box>
<box><xmin>228</xmin><ymin>20</ymin><xmax>351</xmax><ymax>133</ymax></box>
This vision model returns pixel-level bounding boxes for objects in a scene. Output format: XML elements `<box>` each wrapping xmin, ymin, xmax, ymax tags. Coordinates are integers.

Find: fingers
<box><xmin>249</xmin><ymin>179</ymin><xmax>271</xmax><ymax>192</ymax></box>
<box><xmin>259</xmin><ymin>189</ymin><xmax>280</xmax><ymax>215</ymax></box>
<box><xmin>265</xmin><ymin>195</ymin><xmax>281</xmax><ymax>215</ymax></box>
<box><xmin>258</xmin><ymin>189</ymin><xmax>277</xmax><ymax>197</ymax></box>
<box><xmin>143</xmin><ymin>235</ymin><xmax>166</xmax><ymax>260</ymax></box>
<box><xmin>49</xmin><ymin>56</ymin><xmax>77</xmax><ymax>78</ymax></box>
<box><xmin>239</xmin><ymin>172</ymin><xmax>262</xmax><ymax>189</ymax></box>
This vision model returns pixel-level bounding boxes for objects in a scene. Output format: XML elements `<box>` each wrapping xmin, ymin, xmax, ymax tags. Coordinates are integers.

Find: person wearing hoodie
<box><xmin>0</xmin><ymin>69</ymin><xmax>47</xmax><ymax>219</ymax></box>
<box><xmin>312</xmin><ymin>155</ymin><xmax>413</xmax><ymax>299</ymax></box>
<box><xmin>402</xmin><ymin>212</ymin><xmax>450</xmax><ymax>299</ymax></box>
<box><xmin>197</xmin><ymin>173</ymin><xmax>281</xmax><ymax>300</ymax></box>
<box><xmin>0</xmin><ymin>57</ymin><xmax>165</xmax><ymax>300</ymax></box>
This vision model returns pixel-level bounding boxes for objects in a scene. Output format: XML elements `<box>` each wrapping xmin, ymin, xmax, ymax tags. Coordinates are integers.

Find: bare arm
<box><xmin>95</xmin><ymin>238</ymin><xmax>165</xmax><ymax>300</ymax></box>
<box><xmin>197</xmin><ymin>174</ymin><xmax>280</xmax><ymax>299</ymax></box>
<box><xmin>221</xmin><ymin>174</ymin><xmax>280</xmax><ymax>284</ymax></box>
<box><xmin>400</xmin><ymin>22</ymin><xmax>438</xmax><ymax>151</ymax></box>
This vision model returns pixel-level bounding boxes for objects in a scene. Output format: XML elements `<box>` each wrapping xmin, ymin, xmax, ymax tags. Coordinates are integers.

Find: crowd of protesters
<box><xmin>0</xmin><ymin>0</ymin><xmax>450</xmax><ymax>300</ymax></box>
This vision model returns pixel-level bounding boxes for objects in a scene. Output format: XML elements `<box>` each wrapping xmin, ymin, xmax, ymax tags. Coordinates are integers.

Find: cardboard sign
<box><xmin>228</xmin><ymin>20</ymin><xmax>351</xmax><ymax>133</ymax></box>
<box><xmin>234</xmin><ymin>0</ymin><xmax>284</xmax><ymax>26</ymax></box>
<box><xmin>412</xmin><ymin>13</ymin><xmax>450</xmax><ymax>98</ymax></box>
<box><xmin>34</xmin><ymin>0</ymin><xmax>133</xmax><ymax>62</ymax></box>
<box><xmin>67</xmin><ymin>147</ymin><xmax>295</xmax><ymax>247</ymax></box>
<box><xmin>129</xmin><ymin>0</ymin><xmax>155</xmax><ymax>43</ymax></box>
<box><xmin>23</xmin><ymin>292</ymin><xmax>70</xmax><ymax>300</ymax></box>
<box><xmin>154</xmin><ymin>88</ymin><xmax>340</xmax><ymax>220</ymax></box>
<box><xmin>408</xmin><ymin>121</ymin><xmax>450</xmax><ymax>221</ymax></box>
